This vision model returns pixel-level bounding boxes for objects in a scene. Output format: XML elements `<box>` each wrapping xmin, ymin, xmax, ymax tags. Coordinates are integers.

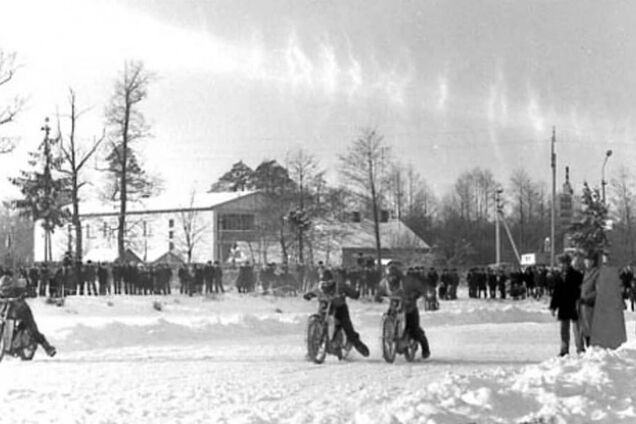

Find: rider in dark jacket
<box><xmin>0</xmin><ymin>273</ymin><xmax>56</xmax><ymax>357</ymax></box>
<box><xmin>303</xmin><ymin>269</ymin><xmax>370</xmax><ymax>357</ymax></box>
<box><xmin>376</xmin><ymin>265</ymin><xmax>431</xmax><ymax>359</ymax></box>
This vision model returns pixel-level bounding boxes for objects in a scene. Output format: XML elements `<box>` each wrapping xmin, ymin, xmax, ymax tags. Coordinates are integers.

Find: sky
<box><xmin>0</xmin><ymin>0</ymin><xmax>635</xmax><ymax>203</ymax></box>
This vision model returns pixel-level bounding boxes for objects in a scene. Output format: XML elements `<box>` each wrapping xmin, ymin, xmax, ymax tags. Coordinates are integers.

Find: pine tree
<box><xmin>10</xmin><ymin>119</ymin><xmax>70</xmax><ymax>261</ymax></box>
<box><xmin>209</xmin><ymin>161</ymin><xmax>254</xmax><ymax>192</ymax></box>
<box><xmin>569</xmin><ymin>182</ymin><xmax>609</xmax><ymax>257</ymax></box>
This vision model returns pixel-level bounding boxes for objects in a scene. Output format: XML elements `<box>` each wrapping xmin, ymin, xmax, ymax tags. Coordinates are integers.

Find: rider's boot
<box><xmin>42</xmin><ymin>340</ymin><xmax>56</xmax><ymax>357</ymax></box>
<box><xmin>354</xmin><ymin>340</ymin><xmax>369</xmax><ymax>357</ymax></box>
<box><xmin>420</xmin><ymin>335</ymin><xmax>430</xmax><ymax>359</ymax></box>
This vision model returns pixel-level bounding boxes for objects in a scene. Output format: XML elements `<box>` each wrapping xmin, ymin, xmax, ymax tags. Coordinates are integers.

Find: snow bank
<box><xmin>353</xmin><ymin>343</ymin><xmax>636</xmax><ymax>424</ymax></box>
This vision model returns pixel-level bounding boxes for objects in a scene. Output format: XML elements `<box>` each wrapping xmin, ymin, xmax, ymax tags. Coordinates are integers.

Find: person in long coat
<box><xmin>579</xmin><ymin>251</ymin><xmax>601</xmax><ymax>349</ymax></box>
<box><xmin>550</xmin><ymin>254</ymin><xmax>584</xmax><ymax>356</ymax></box>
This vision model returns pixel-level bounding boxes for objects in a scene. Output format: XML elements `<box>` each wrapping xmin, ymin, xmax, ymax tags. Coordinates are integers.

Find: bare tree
<box><xmin>104</xmin><ymin>61</ymin><xmax>154</xmax><ymax>260</ymax></box>
<box><xmin>287</xmin><ymin>147</ymin><xmax>324</xmax><ymax>264</ymax></box>
<box><xmin>178</xmin><ymin>190</ymin><xmax>209</xmax><ymax>263</ymax></box>
<box><xmin>339</xmin><ymin>128</ymin><xmax>390</xmax><ymax>268</ymax></box>
<box><xmin>56</xmin><ymin>89</ymin><xmax>105</xmax><ymax>262</ymax></box>
<box><xmin>0</xmin><ymin>50</ymin><xmax>25</xmax><ymax>152</ymax></box>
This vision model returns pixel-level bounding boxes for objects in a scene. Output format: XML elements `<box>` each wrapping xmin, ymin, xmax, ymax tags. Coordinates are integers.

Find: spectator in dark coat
<box><xmin>550</xmin><ymin>254</ymin><xmax>584</xmax><ymax>356</ymax></box>
<box><xmin>84</xmin><ymin>261</ymin><xmax>98</xmax><ymax>296</ymax></box>
<box><xmin>213</xmin><ymin>261</ymin><xmax>224</xmax><ymax>293</ymax></box>
<box><xmin>39</xmin><ymin>263</ymin><xmax>50</xmax><ymax>297</ymax></box>
<box><xmin>97</xmin><ymin>262</ymin><xmax>109</xmax><ymax>295</ymax></box>
<box><xmin>204</xmin><ymin>261</ymin><xmax>214</xmax><ymax>294</ymax></box>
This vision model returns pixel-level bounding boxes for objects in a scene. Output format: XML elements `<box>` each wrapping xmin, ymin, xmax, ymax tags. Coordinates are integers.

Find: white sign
<box><xmin>521</xmin><ymin>253</ymin><xmax>536</xmax><ymax>266</ymax></box>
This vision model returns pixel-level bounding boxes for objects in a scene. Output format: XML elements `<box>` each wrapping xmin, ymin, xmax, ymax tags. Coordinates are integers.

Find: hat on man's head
<box><xmin>557</xmin><ymin>253</ymin><xmax>572</xmax><ymax>265</ymax></box>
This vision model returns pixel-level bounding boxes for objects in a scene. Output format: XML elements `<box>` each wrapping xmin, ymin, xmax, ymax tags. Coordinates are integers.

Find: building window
<box><xmin>169</xmin><ymin>219</ymin><xmax>174</xmax><ymax>228</ymax></box>
<box><xmin>169</xmin><ymin>230</ymin><xmax>174</xmax><ymax>239</ymax></box>
<box><xmin>169</xmin><ymin>241</ymin><xmax>174</xmax><ymax>251</ymax></box>
<box><xmin>219</xmin><ymin>214</ymin><xmax>255</xmax><ymax>231</ymax></box>
<box><xmin>143</xmin><ymin>221</ymin><xmax>152</xmax><ymax>237</ymax></box>
<box><xmin>85</xmin><ymin>224</ymin><xmax>95</xmax><ymax>239</ymax></box>
<box><xmin>102</xmin><ymin>222</ymin><xmax>108</xmax><ymax>237</ymax></box>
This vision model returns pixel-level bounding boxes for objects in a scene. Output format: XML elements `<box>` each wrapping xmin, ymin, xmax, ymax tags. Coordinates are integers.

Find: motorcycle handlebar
<box><xmin>0</xmin><ymin>296</ymin><xmax>23</xmax><ymax>303</ymax></box>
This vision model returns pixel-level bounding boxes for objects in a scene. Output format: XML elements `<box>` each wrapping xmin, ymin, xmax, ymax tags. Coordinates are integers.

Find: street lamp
<box><xmin>601</xmin><ymin>149</ymin><xmax>613</xmax><ymax>204</ymax></box>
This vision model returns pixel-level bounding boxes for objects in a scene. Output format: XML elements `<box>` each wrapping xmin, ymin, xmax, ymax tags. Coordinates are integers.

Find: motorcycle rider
<box><xmin>303</xmin><ymin>269</ymin><xmax>370</xmax><ymax>357</ymax></box>
<box><xmin>376</xmin><ymin>262</ymin><xmax>431</xmax><ymax>359</ymax></box>
<box><xmin>0</xmin><ymin>272</ymin><xmax>56</xmax><ymax>357</ymax></box>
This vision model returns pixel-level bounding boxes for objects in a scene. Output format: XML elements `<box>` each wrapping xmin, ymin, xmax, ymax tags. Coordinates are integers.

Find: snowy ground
<box><xmin>1</xmin><ymin>289</ymin><xmax>635</xmax><ymax>424</ymax></box>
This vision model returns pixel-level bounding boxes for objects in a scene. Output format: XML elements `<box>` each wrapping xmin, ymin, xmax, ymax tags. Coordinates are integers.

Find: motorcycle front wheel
<box><xmin>381</xmin><ymin>314</ymin><xmax>397</xmax><ymax>363</ymax></box>
<box><xmin>307</xmin><ymin>316</ymin><xmax>328</xmax><ymax>364</ymax></box>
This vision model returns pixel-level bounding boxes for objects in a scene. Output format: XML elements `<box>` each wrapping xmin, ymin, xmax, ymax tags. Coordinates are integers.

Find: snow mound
<box><xmin>56</xmin><ymin>314</ymin><xmax>306</xmax><ymax>350</ymax></box>
<box><xmin>354</xmin><ymin>342</ymin><xmax>636</xmax><ymax>424</ymax></box>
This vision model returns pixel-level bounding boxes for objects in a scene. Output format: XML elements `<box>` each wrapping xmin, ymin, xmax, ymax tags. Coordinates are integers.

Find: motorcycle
<box><xmin>381</xmin><ymin>296</ymin><xmax>418</xmax><ymax>363</ymax></box>
<box><xmin>306</xmin><ymin>295</ymin><xmax>352</xmax><ymax>364</ymax></box>
<box><xmin>0</xmin><ymin>297</ymin><xmax>38</xmax><ymax>361</ymax></box>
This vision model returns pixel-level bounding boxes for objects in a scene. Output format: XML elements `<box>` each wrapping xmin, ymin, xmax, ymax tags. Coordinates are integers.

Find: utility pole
<box><xmin>550</xmin><ymin>126</ymin><xmax>556</xmax><ymax>269</ymax></box>
<box><xmin>601</xmin><ymin>149</ymin><xmax>612</xmax><ymax>205</ymax></box>
<box><xmin>495</xmin><ymin>188</ymin><xmax>503</xmax><ymax>265</ymax></box>
<box><xmin>41</xmin><ymin>117</ymin><xmax>52</xmax><ymax>263</ymax></box>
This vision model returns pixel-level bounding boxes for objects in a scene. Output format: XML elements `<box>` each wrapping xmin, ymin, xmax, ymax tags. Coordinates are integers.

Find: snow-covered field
<box><xmin>1</xmin><ymin>289</ymin><xmax>635</xmax><ymax>424</ymax></box>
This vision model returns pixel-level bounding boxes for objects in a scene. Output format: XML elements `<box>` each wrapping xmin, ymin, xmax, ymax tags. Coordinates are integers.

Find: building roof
<box><xmin>313</xmin><ymin>218</ymin><xmax>430</xmax><ymax>250</ymax></box>
<box><xmin>80</xmin><ymin>191</ymin><xmax>259</xmax><ymax>217</ymax></box>
<box><xmin>83</xmin><ymin>247</ymin><xmax>143</xmax><ymax>263</ymax></box>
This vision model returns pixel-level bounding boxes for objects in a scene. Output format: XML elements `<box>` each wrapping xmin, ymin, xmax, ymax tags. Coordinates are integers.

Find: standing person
<box><xmin>97</xmin><ymin>262</ymin><xmax>109</xmax><ymax>295</ymax></box>
<box><xmin>524</xmin><ymin>266</ymin><xmax>536</xmax><ymax>298</ymax></box>
<box><xmin>39</xmin><ymin>263</ymin><xmax>50</xmax><ymax>297</ymax></box>
<box><xmin>213</xmin><ymin>261</ymin><xmax>224</xmax><ymax>293</ymax></box>
<box><xmin>28</xmin><ymin>266</ymin><xmax>40</xmax><ymax>297</ymax></box>
<box><xmin>112</xmin><ymin>261</ymin><xmax>123</xmax><ymax>295</ymax></box>
<box><xmin>487</xmin><ymin>268</ymin><xmax>497</xmax><ymax>299</ymax></box>
<box><xmin>193</xmin><ymin>264</ymin><xmax>204</xmax><ymax>295</ymax></box>
<box><xmin>164</xmin><ymin>265</ymin><xmax>173</xmax><ymax>295</ymax></box>
<box><xmin>619</xmin><ymin>265</ymin><xmax>634</xmax><ymax>309</ymax></box>
<box><xmin>477</xmin><ymin>268</ymin><xmax>488</xmax><ymax>299</ymax></box>
<box><xmin>550</xmin><ymin>254</ymin><xmax>584</xmax><ymax>356</ymax></box>
<box><xmin>579</xmin><ymin>251</ymin><xmax>601</xmax><ymax>349</ymax></box>
<box><xmin>84</xmin><ymin>260</ymin><xmax>98</xmax><ymax>296</ymax></box>
<box><xmin>204</xmin><ymin>261</ymin><xmax>214</xmax><ymax>294</ymax></box>
<box><xmin>178</xmin><ymin>264</ymin><xmax>189</xmax><ymax>295</ymax></box>
<box><xmin>497</xmin><ymin>269</ymin><xmax>507</xmax><ymax>299</ymax></box>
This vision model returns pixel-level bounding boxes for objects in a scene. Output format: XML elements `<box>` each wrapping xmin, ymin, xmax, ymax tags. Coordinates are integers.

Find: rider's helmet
<box><xmin>319</xmin><ymin>269</ymin><xmax>336</xmax><ymax>294</ymax></box>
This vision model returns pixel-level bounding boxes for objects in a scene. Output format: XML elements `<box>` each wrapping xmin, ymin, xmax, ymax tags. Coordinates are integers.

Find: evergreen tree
<box><xmin>209</xmin><ymin>160</ymin><xmax>254</xmax><ymax>192</ymax></box>
<box><xmin>10</xmin><ymin>120</ymin><xmax>70</xmax><ymax>261</ymax></box>
<box><xmin>569</xmin><ymin>182</ymin><xmax>609</xmax><ymax>257</ymax></box>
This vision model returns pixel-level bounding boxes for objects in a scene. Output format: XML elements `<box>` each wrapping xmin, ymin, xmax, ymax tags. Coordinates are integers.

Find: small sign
<box><xmin>521</xmin><ymin>253</ymin><xmax>536</xmax><ymax>266</ymax></box>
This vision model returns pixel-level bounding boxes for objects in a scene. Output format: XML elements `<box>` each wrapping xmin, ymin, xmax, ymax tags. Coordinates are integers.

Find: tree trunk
<box><xmin>279</xmin><ymin>217</ymin><xmax>288</xmax><ymax>265</ymax></box>
<box><xmin>369</xmin><ymin>158</ymin><xmax>382</xmax><ymax>268</ymax></box>
<box><xmin>72</xmin><ymin>175</ymin><xmax>83</xmax><ymax>263</ymax></box>
<box><xmin>118</xmin><ymin>101</ymin><xmax>131</xmax><ymax>261</ymax></box>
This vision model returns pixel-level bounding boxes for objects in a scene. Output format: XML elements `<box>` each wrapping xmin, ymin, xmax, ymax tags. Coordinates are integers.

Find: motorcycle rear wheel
<box><xmin>19</xmin><ymin>344</ymin><xmax>36</xmax><ymax>361</ymax></box>
<box><xmin>381</xmin><ymin>314</ymin><xmax>397</xmax><ymax>363</ymax></box>
<box><xmin>0</xmin><ymin>323</ymin><xmax>5</xmax><ymax>362</ymax></box>
<box><xmin>404</xmin><ymin>339</ymin><xmax>418</xmax><ymax>362</ymax></box>
<box><xmin>17</xmin><ymin>328</ymin><xmax>36</xmax><ymax>361</ymax></box>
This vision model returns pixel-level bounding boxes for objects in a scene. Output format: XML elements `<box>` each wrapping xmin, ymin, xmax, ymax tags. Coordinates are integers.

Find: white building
<box><xmin>34</xmin><ymin>191</ymin><xmax>268</xmax><ymax>264</ymax></box>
